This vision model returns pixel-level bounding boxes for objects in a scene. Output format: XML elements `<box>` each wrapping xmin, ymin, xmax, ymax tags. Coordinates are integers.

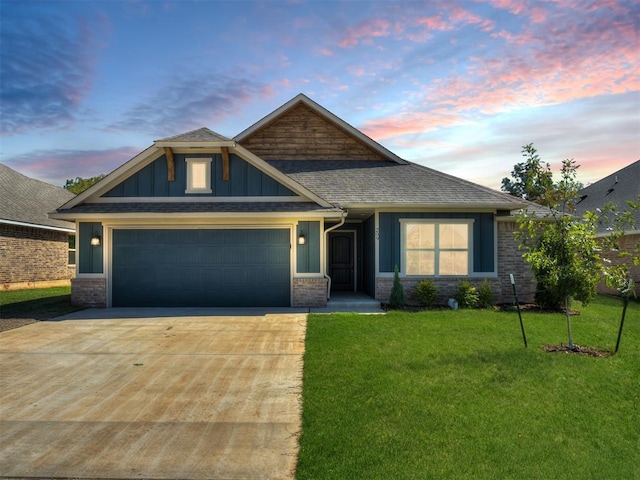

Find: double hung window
<box><xmin>402</xmin><ymin>220</ymin><xmax>472</xmax><ymax>276</ymax></box>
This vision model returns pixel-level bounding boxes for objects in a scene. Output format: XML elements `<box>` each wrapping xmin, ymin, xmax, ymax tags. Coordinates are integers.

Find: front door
<box><xmin>329</xmin><ymin>232</ymin><xmax>355</xmax><ymax>291</ymax></box>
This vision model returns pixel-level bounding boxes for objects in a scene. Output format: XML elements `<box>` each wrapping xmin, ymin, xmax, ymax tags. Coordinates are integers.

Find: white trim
<box><xmin>185</xmin><ymin>157</ymin><xmax>213</xmax><ymax>194</ymax></box>
<box><xmin>399</xmin><ymin>218</ymin><xmax>474</xmax><ymax>278</ymax></box>
<box><xmin>51</xmin><ymin>211</ymin><xmax>342</xmax><ymax>221</ymax></box>
<box><xmin>234</xmin><ymin>93</ymin><xmax>407</xmax><ymax>165</ymax></box>
<box><xmin>0</xmin><ymin>218</ymin><xmax>75</xmax><ymax>233</ymax></box>
<box><xmin>88</xmin><ymin>196</ymin><xmax>310</xmax><ymax>203</ymax></box>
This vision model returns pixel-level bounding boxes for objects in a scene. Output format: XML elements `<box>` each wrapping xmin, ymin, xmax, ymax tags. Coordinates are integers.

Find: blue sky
<box><xmin>1</xmin><ymin>0</ymin><xmax>638</xmax><ymax>190</ymax></box>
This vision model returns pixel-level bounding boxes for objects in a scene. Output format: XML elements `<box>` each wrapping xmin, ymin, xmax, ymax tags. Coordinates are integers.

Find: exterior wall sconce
<box><xmin>90</xmin><ymin>233</ymin><xmax>101</xmax><ymax>246</ymax></box>
<box><xmin>298</xmin><ymin>234</ymin><xmax>306</xmax><ymax>245</ymax></box>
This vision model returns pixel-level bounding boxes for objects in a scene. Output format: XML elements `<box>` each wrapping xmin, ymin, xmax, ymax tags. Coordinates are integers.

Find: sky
<box><xmin>1</xmin><ymin>0</ymin><xmax>638</xmax><ymax>192</ymax></box>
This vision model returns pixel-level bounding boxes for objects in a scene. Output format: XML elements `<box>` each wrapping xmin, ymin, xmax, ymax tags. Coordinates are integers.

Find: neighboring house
<box><xmin>51</xmin><ymin>94</ymin><xmax>535</xmax><ymax>308</ymax></box>
<box><xmin>1</xmin><ymin>164</ymin><xmax>76</xmax><ymax>290</ymax></box>
<box><xmin>574</xmin><ymin>160</ymin><xmax>640</xmax><ymax>294</ymax></box>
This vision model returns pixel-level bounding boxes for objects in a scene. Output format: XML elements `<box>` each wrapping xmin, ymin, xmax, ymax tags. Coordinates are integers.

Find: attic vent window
<box><xmin>186</xmin><ymin>158</ymin><xmax>212</xmax><ymax>194</ymax></box>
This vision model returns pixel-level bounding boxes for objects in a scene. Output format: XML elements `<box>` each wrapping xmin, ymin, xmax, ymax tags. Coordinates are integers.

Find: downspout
<box><xmin>324</xmin><ymin>210</ymin><xmax>347</xmax><ymax>301</ymax></box>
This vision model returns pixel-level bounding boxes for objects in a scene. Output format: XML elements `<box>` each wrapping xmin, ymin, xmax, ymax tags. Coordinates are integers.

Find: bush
<box><xmin>389</xmin><ymin>265</ymin><xmax>405</xmax><ymax>308</ymax></box>
<box><xmin>477</xmin><ymin>279</ymin><xmax>494</xmax><ymax>309</ymax></box>
<box><xmin>414</xmin><ymin>278</ymin><xmax>438</xmax><ymax>307</ymax></box>
<box><xmin>454</xmin><ymin>279</ymin><xmax>479</xmax><ymax>309</ymax></box>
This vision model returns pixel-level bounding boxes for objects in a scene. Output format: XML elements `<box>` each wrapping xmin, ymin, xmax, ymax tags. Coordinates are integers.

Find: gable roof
<box><xmin>154</xmin><ymin>127</ymin><xmax>235</xmax><ymax>147</ymax></box>
<box><xmin>269</xmin><ymin>159</ymin><xmax>528</xmax><ymax>210</ymax></box>
<box><xmin>54</xmin><ymin>127</ymin><xmax>334</xmax><ymax>214</ymax></box>
<box><xmin>0</xmin><ymin>163</ymin><xmax>75</xmax><ymax>231</ymax></box>
<box><xmin>235</xmin><ymin>93</ymin><xmax>407</xmax><ymax>164</ymax></box>
<box><xmin>574</xmin><ymin>160</ymin><xmax>640</xmax><ymax>234</ymax></box>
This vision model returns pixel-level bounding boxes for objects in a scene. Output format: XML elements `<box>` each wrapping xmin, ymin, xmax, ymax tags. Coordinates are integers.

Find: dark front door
<box><xmin>329</xmin><ymin>232</ymin><xmax>354</xmax><ymax>291</ymax></box>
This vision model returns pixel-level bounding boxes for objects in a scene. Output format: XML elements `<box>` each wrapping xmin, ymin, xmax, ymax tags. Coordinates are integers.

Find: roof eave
<box><xmin>154</xmin><ymin>140</ymin><xmax>237</xmax><ymax>148</ymax></box>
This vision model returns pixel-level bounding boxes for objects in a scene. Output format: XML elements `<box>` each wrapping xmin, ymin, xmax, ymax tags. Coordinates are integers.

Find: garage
<box><xmin>111</xmin><ymin>228</ymin><xmax>291</xmax><ymax>307</ymax></box>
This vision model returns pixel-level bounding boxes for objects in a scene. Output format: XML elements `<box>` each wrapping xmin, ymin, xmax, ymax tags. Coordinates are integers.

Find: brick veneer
<box><xmin>292</xmin><ymin>277</ymin><xmax>328</xmax><ymax>307</ymax></box>
<box><xmin>1</xmin><ymin>224</ymin><xmax>75</xmax><ymax>290</ymax></box>
<box><xmin>598</xmin><ymin>233</ymin><xmax>640</xmax><ymax>295</ymax></box>
<box><xmin>71</xmin><ymin>278</ymin><xmax>106</xmax><ymax>308</ymax></box>
<box><xmin>375</xmin><ymin>221</ymin><xmax>536</xmax><ymax>305</ymax></box>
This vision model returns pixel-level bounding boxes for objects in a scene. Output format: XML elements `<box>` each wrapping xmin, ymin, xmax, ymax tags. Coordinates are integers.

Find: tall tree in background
<box><xmin>502</xmin><ymin>143</ymin><xmax>554</xmax><ymax>205</ymax></box>
<box><xmin>64</xmin><ymin>175</ymin><xmax>105</xmax><ymax>194</ymax></box>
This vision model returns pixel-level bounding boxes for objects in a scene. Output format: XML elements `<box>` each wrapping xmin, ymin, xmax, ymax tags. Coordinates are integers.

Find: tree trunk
<box><xmin>565</xmin><ymin>296</ymin><xmax>574</xmax><ymax>349</ymax></box>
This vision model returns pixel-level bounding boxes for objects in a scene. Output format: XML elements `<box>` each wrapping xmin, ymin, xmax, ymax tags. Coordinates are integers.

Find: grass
<box><xmin>297</xmin><ymin>295</ymin><xmax>640</xmax><ymax>479</ymax></box>
<box><xmin>0</xmin><ymin>286</ymin><xmax>82</xmax><ymax>320</ymax></box>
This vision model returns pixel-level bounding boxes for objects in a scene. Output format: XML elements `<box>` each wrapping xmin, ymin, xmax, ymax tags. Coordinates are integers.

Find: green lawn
<box><xmin>0</xmin><ymin>286</ymin><xmax>82</xmax><ymax>320</ymax></box>
<box><xmin>297</xmin><ymin>295</ymin><xmax>640</xmax><ymax>479</ymax></box>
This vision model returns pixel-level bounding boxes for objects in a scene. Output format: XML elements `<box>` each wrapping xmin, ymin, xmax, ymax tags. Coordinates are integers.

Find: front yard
<box><xmin>297</xmin><ymin>295</ymin><xmax>640</xmax><ymax>479</ymax></box>
<box><xmin>0</xmin><ymin>286</ymin><xmax>82</xmax><ymax>331</ymax></box>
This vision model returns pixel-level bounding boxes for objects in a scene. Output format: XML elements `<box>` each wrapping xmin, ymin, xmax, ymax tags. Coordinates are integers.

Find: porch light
<box><xmin>90</xmin><ymin>233</ymin><xmax>101</xmax><ymax>246</ymax></box>
<box><xmin>298</xmin><ymin>234</ymin><xmax>306</xmax><ymax>245</ymax></box>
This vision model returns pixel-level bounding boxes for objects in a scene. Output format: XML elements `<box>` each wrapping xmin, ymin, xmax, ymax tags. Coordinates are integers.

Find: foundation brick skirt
<box><xmin>292</xmin><ymin>277</ymin><xmax>328</xmax><ymax>307</ymax></box>
<box><xmin>71</xmin><ymin>278</ymin><xmax>106</xmax><ymax>308</ymax></box>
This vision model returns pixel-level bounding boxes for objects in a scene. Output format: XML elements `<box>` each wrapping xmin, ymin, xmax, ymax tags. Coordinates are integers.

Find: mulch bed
<box><xmin>542</xmin><ymin>344</ymin><xmax>612</xmax><ymax>357</ymax></box>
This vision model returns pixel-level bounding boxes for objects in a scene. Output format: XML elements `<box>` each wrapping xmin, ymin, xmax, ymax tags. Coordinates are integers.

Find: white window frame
<box><xmin>68</xmin><ymin>234</ymin><xmax>76</xmax><ymax>266</ymax></box>
<box><xmin>400</xmin><ymin>219</ymin><xmax>474</xmax><ymax>277</ymax></box>
<box><xmin>185</xmin><ymin>157</ymin><xmax>212</xmax><ymax>194</ymax></box>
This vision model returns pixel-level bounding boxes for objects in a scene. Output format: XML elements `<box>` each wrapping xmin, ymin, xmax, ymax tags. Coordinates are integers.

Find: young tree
<box><xmin>516</xmin><ymin>153</ymin><xmax>639</xmax><ymax>350</ymax></box>
<box><xmin>501</xmin><ymin>143</ymin><xmax>554</xmax><ymax>205</ymax></box>
<box><xmin>517</xmin><ymin>159</ymin><xmax>598</xmax><ymax>348</ymax></box>
<box><xmin>64</xmin><ymin>175</ymin><xmax>105</xmax><ymax>194</ymax></box>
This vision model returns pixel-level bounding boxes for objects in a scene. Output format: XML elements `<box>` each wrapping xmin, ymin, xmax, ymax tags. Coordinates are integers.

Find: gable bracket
<box><xmin>221</xmin><ymin>146</ymin><xmax>230</xmax><ymax>181</ymax></box>
<box><xmin>163</xmin><ymin>147</ymin><xmax>175</xmax><ymax>182</ymax></box>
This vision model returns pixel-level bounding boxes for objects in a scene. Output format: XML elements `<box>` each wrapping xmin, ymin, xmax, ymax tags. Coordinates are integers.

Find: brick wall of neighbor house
<box><xmin>0</xmin><ymin>224</ymin><xmax>75</xmax><ymax>290</ymax></box>
<box><xmin>239</xmin><ymin>104</ymin><xmax>386</xmax><ymax>161</ymax></box>
<box><xmin>375</xmin><ymin>221</ymin><xmax>536</xmax><ymax>305</ymax></box>
<box><xmin>292</xmin><ymin>277</ymin><xmax>328</xmax><ymax>307</ymax></box>
<box><xmin>599</xmin><ymin>233</ymin><xmax>640</xmax><ymax>295</ymax></box>
<box><xmin>71</xmin><ymin>278</ymin><xmax>106</xmax><ymax>308</ymax></box>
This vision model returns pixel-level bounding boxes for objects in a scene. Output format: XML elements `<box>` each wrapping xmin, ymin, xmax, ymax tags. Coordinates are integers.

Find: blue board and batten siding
<box><xmin>378</xmin><ymin>212</ymin><xmax>495</xmax><ymax>274</ymax></box>
<box><xmin>103</xmin><ymin>153</ymin><xmax>296</xmax><ymax>197</ymax></box>
<box><xmin>78</xmin><ymin>222</ymin><xmax>103</xmax><ymax>274</ymax></box>
<box><xmin>296</xmin><ymin>221</ymin><xmax>321</xmax><ymax>273</ymax></box>
<box><xmin>111</xmin><ymin>229</ymin><xmax>291</xmax><ymax>307</ymax></box>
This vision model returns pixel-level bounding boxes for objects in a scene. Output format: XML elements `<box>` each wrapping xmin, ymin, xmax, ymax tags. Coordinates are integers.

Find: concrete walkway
<box><xmin>0</xmin><ymin>310</ymin><xmax>307</xmax><ymax>479</ymax></box>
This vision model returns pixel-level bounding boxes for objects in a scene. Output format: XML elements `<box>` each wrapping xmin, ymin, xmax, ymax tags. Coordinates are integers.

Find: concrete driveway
<box><xmin>0</xmin><ymin>309</ymin><xmax>307</xmax><ymax>479</ymax></box>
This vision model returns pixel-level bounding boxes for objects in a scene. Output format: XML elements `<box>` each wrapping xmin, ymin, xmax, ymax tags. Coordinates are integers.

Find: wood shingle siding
<box><xmin>239</xmin><ymin>104</ymin><xmax>387</xmax><ymax>161</ymax></box>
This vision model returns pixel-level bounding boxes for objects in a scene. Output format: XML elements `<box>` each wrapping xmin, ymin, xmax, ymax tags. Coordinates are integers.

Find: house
<box><xmin>1</xmin><ymin>164</ymin><xmax>76</xmax><ymax>290</ymax></box>
<box><xmin>51</xmin><ymin>94</ymin><xmax>535</xmax><ymax>308</ymax></box>
<box><xmin>574</xmin><ymin>160</ymin><xmax>640</xmax><ymax>294</ymax></box>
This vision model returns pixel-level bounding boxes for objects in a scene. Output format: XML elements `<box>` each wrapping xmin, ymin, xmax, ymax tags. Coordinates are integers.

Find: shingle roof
<box><xmin>155</xmin><ymin>127</ymin><xmax>232</xmax><ymax>143</ymax></box>
<box><xmin>57</xmin><ymin>202</ymin><xmax>341</xmax><ymax>215</ymax></box>
<box><xmin>0</xmin><ymin>163</ymin><xmax>75</xmax><ymax>230</ymax></box>
<box><xmin>268</xmin><ymin>160</ymin><xmax>527</xmax><ymax>209</ymax></box>
<box><xmin>574</xmin><ymin>160</ymin><xmax>640</xmax><ymax>233</ymax></box>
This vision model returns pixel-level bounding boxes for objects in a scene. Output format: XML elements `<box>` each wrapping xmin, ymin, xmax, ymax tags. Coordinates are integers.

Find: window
<box><xmin>402</xmin><ymin>220</ymin><xmax>471</xmax><ymax>276</ymax></box>
<box><xmin>68</xmin><ymin>234</ymin><xmax>76</xmax><ymax>266</ymax></box>
<box><xmin>186</xmin><ymin>158</ymin><xmax>212</xmax><ymax>194</ymax></box>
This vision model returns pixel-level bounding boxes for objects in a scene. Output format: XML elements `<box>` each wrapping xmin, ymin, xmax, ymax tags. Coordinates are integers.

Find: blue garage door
<box><xmin>112</xmin><ymin>229</ymin><xmax>290</xmax><ymax>307</ymax></box>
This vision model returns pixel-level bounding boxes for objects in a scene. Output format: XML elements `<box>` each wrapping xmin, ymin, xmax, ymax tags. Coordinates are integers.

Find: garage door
<box><xmin>111</xmin><ymin>229</ymin><xmax>290</xmax><ymax>307</ymax></box>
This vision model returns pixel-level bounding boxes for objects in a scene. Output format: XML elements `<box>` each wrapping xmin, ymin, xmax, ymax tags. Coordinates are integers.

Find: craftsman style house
<box><xmin>52</xmin><ymin>94</ymin><xmax>535</xmax><ymax>308</ymax></box>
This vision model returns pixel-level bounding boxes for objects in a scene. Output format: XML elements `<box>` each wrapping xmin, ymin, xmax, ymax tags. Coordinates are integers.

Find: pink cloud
<box><xmin>338</xmin><ymin>18</ymin><xmax>391</xmax><ymax>48</ymax></box>
<box><xmin>360</xmin><ymin>111</ymin><xmax>472</xmax><ymax>140</ymax></box>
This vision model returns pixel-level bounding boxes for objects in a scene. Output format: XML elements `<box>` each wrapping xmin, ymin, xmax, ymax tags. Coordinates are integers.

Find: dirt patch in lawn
<box><xmin>542</xmin><ymin>344</ymin><xmax>612</xmax><ymax>357</ymax></box>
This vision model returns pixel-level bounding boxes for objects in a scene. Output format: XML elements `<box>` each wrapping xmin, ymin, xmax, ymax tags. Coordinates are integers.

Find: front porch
<box><xmin>310</xmin><ymin>291</ymin><xmax>383</xmax><ymax>314</ymax></box>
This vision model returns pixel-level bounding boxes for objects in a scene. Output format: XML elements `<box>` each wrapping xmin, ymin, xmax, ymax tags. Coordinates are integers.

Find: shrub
<box><xmin>414</xmin><ymin>278</ymin><xmax>438</xmax><ymax>307</ymax></box>
<box><xmin>454</xmin><ymin>279</ymin><xmax>479</xmax><ymax>309</ymax></box>
<box><xmin>477</xmin><ymin>279</ymin><xmax>494</xmax><ymax>309</ymax></box>
<box><xmin>389</xmin><ymin>265</ymin><xmax>405</xmax><ymax>308</ymax></box>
